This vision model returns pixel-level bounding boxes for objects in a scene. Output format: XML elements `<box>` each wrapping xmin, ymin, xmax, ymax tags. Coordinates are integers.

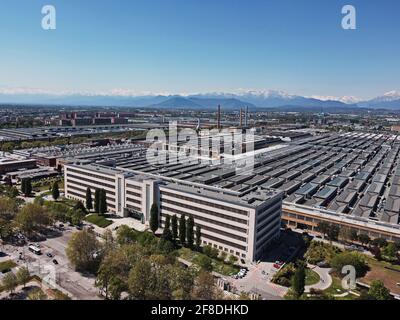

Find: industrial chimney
<box><xmin>240</xmin><ymin>108</ymin><xmax>243</xmax><ymax>127</ymax></box>
<box><xmin>245</xmin><ymin>106</ymin><xmax>249</xmax><ymax>127</ymax></box>
<box><xmin>217</xmin><ymin>105</ymin><xmax>221</xmax><ymax>130</ymax></box>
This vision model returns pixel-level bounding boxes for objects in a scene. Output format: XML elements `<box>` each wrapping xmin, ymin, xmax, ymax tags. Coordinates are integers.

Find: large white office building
<box><xmin>64</xmin><ymin>162</ymin><xmax>283</xmax><ymax>262</ymax></box>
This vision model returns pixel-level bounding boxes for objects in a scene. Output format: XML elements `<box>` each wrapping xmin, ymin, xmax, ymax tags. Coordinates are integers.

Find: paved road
<box><xmin>1</xmin><ymin>227</ymin><xmax>101</xmax><ymax>300</ymax></box>
<box><xmin>229</xmin><ymin>262</ymin><xmax>288</xmax><ymax>299</ymax></box>
<box><xmin>305</xmin><ymin>264</ymin><xmax>332</xmax><ymax>292</ymax></box>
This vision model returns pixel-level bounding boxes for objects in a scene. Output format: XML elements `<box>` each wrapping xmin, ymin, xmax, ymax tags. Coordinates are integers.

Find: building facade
<box><xmin>64</xmin><ymin>163</ymin><xmax>283</xmax><ymax>262</ymax></box>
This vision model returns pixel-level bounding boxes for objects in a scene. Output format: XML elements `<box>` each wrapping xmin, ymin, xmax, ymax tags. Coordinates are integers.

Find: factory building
<box><xmin>64</xmin><ymin>162</ymin><xmax>283</xmax><ymax>262</ymax></box>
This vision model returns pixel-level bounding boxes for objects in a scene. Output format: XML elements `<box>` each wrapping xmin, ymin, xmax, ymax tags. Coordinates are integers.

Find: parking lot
<box><xmin>226</xmin><ymin>230</ymin><xmax>305</xmax><ymax>299</ymax></box>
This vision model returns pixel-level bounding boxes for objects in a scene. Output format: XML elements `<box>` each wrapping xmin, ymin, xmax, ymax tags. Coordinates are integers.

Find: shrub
<box><xmin>331</xmin><ymin>251</ymin><xmax>369</xmax><ymax>277</ymax></box>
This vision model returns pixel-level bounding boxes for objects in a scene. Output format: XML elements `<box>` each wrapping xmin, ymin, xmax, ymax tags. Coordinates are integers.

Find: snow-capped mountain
<box><xmin>0</xmin><ymin>87</ymin><xmax>400</xmax><ymax>110</ymax></box>
<box><xmin>358</xmin><ymin>91</ymin><xmax>400</xmax><ymax>109</ymax></box>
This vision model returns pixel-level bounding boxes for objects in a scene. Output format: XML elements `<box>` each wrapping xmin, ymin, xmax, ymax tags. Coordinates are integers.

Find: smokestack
<box><xmin>245</xmin><ymin>106</ymin><xmax>248</xmax><ymax>127</ymax></box>
<box><xmin>217</xmin><ymin>105</ymin><xmax>221</xmax><ymax>130</ymax></box>
<box><xmin>240</xmin><ymin>108</ymin><xmax>243</xmax><ymax>127</ymax></box>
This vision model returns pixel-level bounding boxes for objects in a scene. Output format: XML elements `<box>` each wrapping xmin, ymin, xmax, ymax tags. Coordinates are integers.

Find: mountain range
<box><xmin>0</xmin><ymin>89</ymin><xmax>400</xmax><ymax>110</ymax></box>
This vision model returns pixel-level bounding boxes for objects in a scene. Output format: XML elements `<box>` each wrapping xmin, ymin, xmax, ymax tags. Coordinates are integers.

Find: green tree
<box><xmin>196</xmin><ymin>225</ymin><xmax>202</xmax><ymax>248</ymax></box>
<box><xmin>228</xmin><ymin>255</ymin><xmax>238</xmax><ymax>265</ymax></box>
<box><xmin>21</xmin><ymin>178</ymin><xmax>26</xmax><ymax>195</ymax></box>
<box><xmin>383</xmin><ymin>243</ymin><xmax>397</xmax><ymax>259</ymax></box>
<box><xmin>27</xmin><ymin>288</ymin><xmax>47</xmax><ymax>300</ymax></box>
<box><xmin>96</xmin><ymin>249</ymin><xmax>129</xmax><ymax>299</ymax></box>
<box><xmin>94</xmin><ymin>188</ymin><xmax>100</xmax><ymax>213</ymax></box>
<box><xmin>70</xmin><ymin>209</ymin><xmax>86</xmax><ymax>226</ymax></box>
<box><xmin>16</xmin><ymin>203</ymin><xmax>52</xmax><ymax>237</ymax></box>
<box><xmin>66</xmin><ymin>230</ymin><xmax>101</xmax><ymax>272</ymax></box>
<box><xmin>128</xmin><ymin>259</ymin><xmax>154</xmax><ymax>299</ymax></box>
<box><xmin>16</xmin><ymin>266</ymin><xmax>30</xmax><ymax>288</ymax></box>
<box><xmin>73</xmin><ymin>200</ymin><xmax>87</xmax><ymax>214</ymax></box>
<box><xmin>358</xmin><ymin>234</ymin><xmax>370</xmax><ymax>246</ymax></box>
<box><xmin>327</xmin><ymin>225</ymin><xmax>340</xmax><ymax>241</ymax></box>
<box><xmin>2</xmin><ymin>272</ymin><xmax>18</xmax><ymax>294</ymax></box>
<box><xmin>98</xmin><ymin>189</ymin><xmax>107</xmax><ymax>214</ymax></box>
<box><xmin>197</xmin><ymin>255</ymin><xmax>213</xmax><ymax>271</ymax></box>
<box><xmin>179</xmin><ymin>214</ymin><xmax>186</xmax><ymax>246</ymax></box>
<box><xmin>86</xmin><ymin>187</ymin><xmax>93</xmax><ymax>211</ymax></box>
<box><xmin>171</xmin><ymin>214</ymin><xmax>178</xmax><ymax>241</ymax></box>
<box><xmin>1</xmin><ymin>142</ymin><xmax>15</xmax><ymax>152</ymax></box>
<box><xmin>291</xmin><ymin>264</ymin><xmax>306</xmax><ymax>298</ymax></box>
<box><xmin>52</xmin><ymin>181</ymin><xmax>60</xmax><ymax>201</ymax></box>
<box><xmin>116</xmin><ymin>225</ymin><xmax>137</xmax><ymax>245</ymax></box>
<box><xmin>371</xmin><ymin>238</ymin><xmax>388</xmax><ymax>248</ymax></box>
<box><xmin>331</xmin><ymin>252</ymin><xmax>369</xmax><ymax>277</ymax></box>
<box><xmin>109</xmin><ymin>277</ymin><xmax>125</xmax><ymax>300</ymax></box>
<box><xmin>191</xmin><ymin>271</ymin><xmax>218</xmax><ymax>300</ymax></box>
<box><xmin>186</xmin><ymin>216</ymin><xmax>194</xmax><ymax>248</ymax></box>
<box><xmin>219</xmin><ymin>251</ymin><xmax>228</xmax><ymax>262</ymax></box>
<box><xmin>149</xmin><ymin>203</ymin><xmax>159</xmax><ymax>234</ymax></box>
<box><xmin>162</xmin><ymin>216</ymin><xmax>173</xmax><ymax>242</ymax></box>
<box><xmin>21</xmin><ymin>178</ymin><xmax>32</xmax><ymax>197</ymax></box>
<box><xmin>317</xmin><ymin>221</ymin><xmax>330</xmax><ymax>239</ymax></box>
<box><xmin>203</xmin><ymin>245</ymin><xmax>219</xmax><ymax>259</ymax></box>
<box><xmin>368</xmin><ymin>280</ymin><xmax>391</xmax><ymax>300</ymax></box>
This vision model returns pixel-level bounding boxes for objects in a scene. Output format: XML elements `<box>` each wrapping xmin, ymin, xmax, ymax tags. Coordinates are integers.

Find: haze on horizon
<box><xmin>1</xmin><ymin>0</ymin><xmax>400</xmax><ymax>101</ymax></box>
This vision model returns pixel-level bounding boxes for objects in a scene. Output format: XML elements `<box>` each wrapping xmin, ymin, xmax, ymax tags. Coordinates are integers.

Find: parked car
<box><xmin>52</xmin><ymin>259</ymin><xmax>58</xmax><ymax>265</ymax></box>
<box><xmin>46</xmin><ymin>252</ymin><xmax>53</xmax><ymax>258</ymax></box>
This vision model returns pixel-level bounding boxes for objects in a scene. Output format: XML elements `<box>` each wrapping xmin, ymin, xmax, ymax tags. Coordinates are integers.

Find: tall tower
<box><xmin>240</xmin><ymin>108</ymin><xmax>243</xmax><ymax>127</ymax></box>
<box><xmin>217</xmin><ymin>105</ymin><xmax>221</xmax><ymax>130</ymax></box>
<box><xmin>245</xmin><ymin>106</ymin><xmax>249</xmax><ymax>127</ymax></box>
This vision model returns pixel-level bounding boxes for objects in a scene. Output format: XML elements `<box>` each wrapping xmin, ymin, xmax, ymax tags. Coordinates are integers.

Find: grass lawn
<box><xmin>305</xmin><ymin>268</ymin><xmax>320</xmax><ymax>286</ymax></box>
<box><xmin>0</xmin><ymin>260</ymin><xmax>17</xmax><ymax>273</ymax></box>
<box><xmin>85</xmin><ymin>214</ymin><xmax>113</xmax><ymax>228</ymax></box>
<box><xmin>323</xmin><ymin>275</ymin><xmax>346</xmax><ymax>296</ymax></box>
<box><xmin>361</xmin><ymin>257</ymin><xmax>400</xmax><ymax>295</ymax></box>
<box><xmin>178</xmin><ymin>248</ymin><xmax>239</xmax><ymax>276</ymax></box>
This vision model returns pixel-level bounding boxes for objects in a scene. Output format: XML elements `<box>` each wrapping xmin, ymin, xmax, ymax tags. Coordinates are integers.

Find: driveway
<box><xmin>228</xmin><ymin>262</ymin><xmax>288</xmax><ymax>299</ymax></box>
<box><xmin>305</xmin><ymin>264</ymin><xmax>332</xmax><ymax>292</ymax></box>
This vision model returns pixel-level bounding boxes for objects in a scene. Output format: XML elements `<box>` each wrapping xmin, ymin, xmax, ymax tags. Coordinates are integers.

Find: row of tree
<box><xmin>85</xmin><ymin>187</ymin><xmax>107</xmax><ymax>214</ymax></box>
<box><xmin>149</xmin><ymin>204</ymin><xmax>201</xmax><ymax>248</ymax></box>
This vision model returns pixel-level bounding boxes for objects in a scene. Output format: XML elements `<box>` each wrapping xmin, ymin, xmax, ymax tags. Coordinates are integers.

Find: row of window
<box><xmin>67</xmin><ymin>189</ymin><xmax>115</xmax><ymax>209</ymax></box>
<box><xmin>256</xmin><ymin>210</ymin><xmax>281</xmax><ymax>233</ymax></box>
<box><xmin>256</xmin><ymin>219</ymin><xmax>280</xmax><ymax>243</ymax></box>
<box><xmin>126</xmin><ymin>183</ymin><xmax>142</xmax><ymax>191</ymax></box>
<box><xmin>160</xmin><ymin>205</ymin><xmax>247</xmax><ymax>234</ymax></box>
<box><xmin>201</xmin><ymin>240</ymin><xmax>245</xmax><ymax>258</ymax></box>
<box><xmin>161</xmin><ymin>191</ymin><xmax>249</xmax><ymax>216</ymax></box>
<box><xmin>66</xmin><ymin>174</ymin><xmax>115</xmax><ymax>190</ymax></box>
<box><xmin>126</xmin><ymin>197</ymin><xmax>141</xmax><ymax>205</ymax></box>
<box><xmin>66</xmin><ymin>183</ymin><xmax>115</xmax><ymax>202</ymax></box>
<box><xmin>160</xmin><ymin>198</ymin><xmax>248</xmax><ymax>225</ymax></box>
<box><xmin>161</xmin><ymin>210</ymin><xmax>247</xmax><ymax>244</ymax></box>
<box><xmin>67</xmin><ymin>168</ymin><xmax>116</xmax><ymax>183</ymax></box>
<box><xmin>126</xmin><ymin>204</ymin><xmax>142</xmax><ymax>212</ymax></box>
<box><xmin>257</xmin><ymin>198</ymin><xmax>281</xmax><ymax>221</ymax></box>
<box><xmin>126</xmin><ymin>190</ymin><xmax>142</xmax><ymax>198</ymax></box>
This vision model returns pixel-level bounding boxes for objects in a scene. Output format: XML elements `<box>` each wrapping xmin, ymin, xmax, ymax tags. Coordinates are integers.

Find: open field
<box><xmin>361</xmin><ymin>258</ymin><xmax>400</xmax><ymax>295</ymax></box>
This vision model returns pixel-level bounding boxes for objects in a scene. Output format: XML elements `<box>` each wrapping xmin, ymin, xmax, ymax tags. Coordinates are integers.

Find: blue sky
<box><xmin>0</xmin><ymin>0</ymin><xmax>399</xmax><ymax>99</ymax></box>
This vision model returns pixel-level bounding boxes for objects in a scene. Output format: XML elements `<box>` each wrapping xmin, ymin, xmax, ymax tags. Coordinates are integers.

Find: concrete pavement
<box><xmin>305</xmin><ymin>264</ymin><xmax>332</xmax><ymax>292</ymax></box>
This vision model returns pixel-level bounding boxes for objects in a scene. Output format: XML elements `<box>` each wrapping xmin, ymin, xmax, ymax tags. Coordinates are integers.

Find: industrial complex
<box><xmin>62</xmin><ymin>130</ymin><xmax>400</xmax><ymax>262</ymax></box>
